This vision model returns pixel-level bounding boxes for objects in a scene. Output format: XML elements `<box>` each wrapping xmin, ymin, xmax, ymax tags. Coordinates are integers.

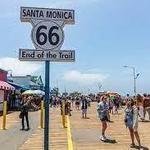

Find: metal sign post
<box><xmin>19</xmin><ymin>7</ymin><xmax>75</xmax><ymax>150</ymax></box>
<box><xmin>45</xmin><ymin>61</ymin><xmax>50</xmax><ymax>150</ymax></box>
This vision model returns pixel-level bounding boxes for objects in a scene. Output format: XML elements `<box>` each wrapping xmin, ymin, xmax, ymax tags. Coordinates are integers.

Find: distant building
<box><xmin>8</xmin><ymin>75</ymin><xmax>44</xmax><ymax>90</ymax></box>
<box><xmin>0</xmin><ymin>69</ymin><xmax>15</xmax><ymax>111</ymax></box>
<box><xmin>0</xmin><ymin>69</ymin><xmax>7</xmax><ymax>82</ymax></box>
<box><xmin>30</xmin><ymin>76</ymin><xmax>44</xmax><ymax>90</ymax></box>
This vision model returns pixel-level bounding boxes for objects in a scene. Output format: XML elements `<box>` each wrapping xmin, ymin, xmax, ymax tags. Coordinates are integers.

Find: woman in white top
<box><xmin>124</xmin><ymin>99</ymin><xmax>142</xmax><ymax>149</ymax></box>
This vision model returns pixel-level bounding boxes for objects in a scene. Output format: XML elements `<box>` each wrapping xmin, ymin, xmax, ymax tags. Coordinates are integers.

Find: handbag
<box><xmin>19</xmin><ymin>112</ymin><xmax>23</xmax><ymax>119</ymax></box>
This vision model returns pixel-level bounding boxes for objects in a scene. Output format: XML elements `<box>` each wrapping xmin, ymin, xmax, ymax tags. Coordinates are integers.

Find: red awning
<box><xmin>0</xmin><ymin>81</ymin><xmax>15</xmax><ymax>91</ymax></box>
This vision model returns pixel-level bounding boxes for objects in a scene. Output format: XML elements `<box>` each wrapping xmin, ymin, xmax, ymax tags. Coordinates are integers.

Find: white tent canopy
<box><xmin>22</xmin><ymin>90</ymin><xmax>45</xmax><ymax>95</ymax></box>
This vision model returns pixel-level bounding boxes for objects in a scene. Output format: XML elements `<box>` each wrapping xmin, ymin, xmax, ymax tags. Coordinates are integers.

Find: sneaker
<box><xmin>130</xmin><ymin>143</ymin><xmax>136</xmax><ymax>148</ymax></box>
<box><xmin>25</xmin><ymin>128</ymin><xmax>30</xmax><ymax>131</ymax></box>
<box><xmin>100</xmin><ymin>136</ymin><xmax>107</xmax><ymax>141</ymax></box>
<box><xmin>138</xmin><ymin>145</ymin><xmax>143</xmax><ymax>150</ymax></box>
<box><xmin>20</xmin><ymin>128</ymin><xmax>25</xmax><ymax>131</ymax></box>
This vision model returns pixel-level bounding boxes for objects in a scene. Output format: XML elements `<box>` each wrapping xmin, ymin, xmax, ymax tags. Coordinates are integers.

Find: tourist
<box><xmin>81</xmin><ymin>96</ymin><xmax>88</xmax><ymax>119</ymax></box>
<box><xmin>124</xmin><ymin>99</ymin><xmax>142</xmax><ymax>149</ymax></box>
<box><xmin>143</xmin><ymin>94</ymin><xmax>150</xmax><ymax>120</ymax></box>
<box><xmin>66</xmin><ymin>98</ymin><xmax>72</xmax><ymax>116</ymax></box>
<box><xmin>97</xmin><ymin>96</ymin><xmax>109</xmax><ymax>141</ymax></box>
<box><xmin>20</xmin><ymin>95</ymin><xmax>30</xmax><ymax>131</ymax></box>
<box><xmin>109</xmin><ymin>95</ymin><xmax>114</xmax><ymax>114</ymax></box>
<box><xmin>75</xmin><ymin>97</ymin><xmax>80</xmax><ymax>110</ymax></box>
<box><xmin>137</xmin><ymin>94</ymin><xmax>145</xmax><ymax>121</ymax></box>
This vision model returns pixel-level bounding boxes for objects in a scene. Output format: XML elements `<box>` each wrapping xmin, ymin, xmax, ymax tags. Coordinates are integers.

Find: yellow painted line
<box><xmin>67</xmin><ymin>116</ymin><xmax>74</xmax><ymax>150</ymax></box>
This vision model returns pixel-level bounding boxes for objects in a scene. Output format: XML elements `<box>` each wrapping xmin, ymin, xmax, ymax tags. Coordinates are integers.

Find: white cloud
<box><xmin>63</xmin><ymin>70</ymin><xmax>108</xmax><ymax>85</ymax></box>
<box><xmin>0</xmin><ymin>57</ymin><xmax>42</xmax><ymax>76</ymax></box>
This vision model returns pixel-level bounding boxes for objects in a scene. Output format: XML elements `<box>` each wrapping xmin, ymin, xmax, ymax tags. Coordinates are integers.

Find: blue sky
<box><xmin>0</xmin><ymin>0</ymin><xmax>150</xmax><ymax>95</ymax></box>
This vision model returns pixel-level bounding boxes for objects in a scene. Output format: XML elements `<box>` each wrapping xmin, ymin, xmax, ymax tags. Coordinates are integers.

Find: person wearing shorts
<box><xmin>124</xmin><ymin>99</ymin><xmax>142</xmax><ymax>149</ymax></box>
<box><xmin>97</xmin><ymin>96</ymin><xmax>109</xmax><ymax>141</ymax></box>
<box><xmin>81</xmin><ymin>96</ymin><xmax>88</xmax><ymax>119</ymax></box>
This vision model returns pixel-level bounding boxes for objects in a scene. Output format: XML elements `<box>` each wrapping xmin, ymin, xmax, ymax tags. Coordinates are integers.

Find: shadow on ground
<box><xmin>132</xmin><ymin>145</ymin><xmax>149</xmax><ymax>150</ymax></box>
<box><xmin>139</xmin><ymin>120</ymin><xmax>150</xmax><ymax>123</ymax></box>
<box><xmin>101</xmin><ymin>139</ymin><xmax>117</xmax><ymax>144</ymax></box>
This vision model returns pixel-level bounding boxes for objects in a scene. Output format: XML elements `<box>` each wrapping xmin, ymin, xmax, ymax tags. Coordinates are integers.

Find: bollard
<box><xmin>67</xmin><ymin>115</ymin><xmax>73</xmax><ymax>150</ymax></box>
<box><xmin>62</xmin><ymin>100</ymin><xmax>66</xmax><ymax>128</ymax></box>
<box><xmin>40</xmin><ymin>100</ymin><xmax>44</xmax><ymax>129</ymax></box>
<box><xmin>65</xmin><ymin>115</ymin><xmax>67</xmax><ymax>128</ymax></box>
<box><xmin>2</xmin><ymin>101</ymin><xmax>7</xmax><ymax>130</ymax></box>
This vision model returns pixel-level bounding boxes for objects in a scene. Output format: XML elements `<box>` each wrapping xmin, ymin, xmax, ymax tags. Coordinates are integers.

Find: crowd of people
<box><xmin>50</xmin><ymin>95</ymin><xmax>92</xmax><ymax>118</ymax></box>
<box><xmin>97</xmin><ymin>94</ymin><xmax>141</xmax><ymax>148</ymax></box>
<box><xmin>15</xmin><ymin>92</ymin><xmax>150</xmax><ymax>149</ymax></box>
<box><xmin>49</xmin><ymin>92</ymin><xmax>150</xmax><ymax>149</ymax></box>
<box><xmin>97</xmin><ymin>93</ymin><xmax>150</xmax><ymax>149</ymax></box>
<box><xmin>126</xmin><ymin>93</ymin><xmax>150</xmax><ymax>121</ymax></box>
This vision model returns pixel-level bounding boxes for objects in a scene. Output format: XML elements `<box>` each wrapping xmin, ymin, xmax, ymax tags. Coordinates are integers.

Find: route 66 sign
<box><xmin>31</xmin><ymin>21</ymin><xmax>64</xmax><ymax>50</ymax></box>
<box><xmin>19</xmin><ymin>7</ymin><xmax>75</xmax><ymax>61</ymax></box>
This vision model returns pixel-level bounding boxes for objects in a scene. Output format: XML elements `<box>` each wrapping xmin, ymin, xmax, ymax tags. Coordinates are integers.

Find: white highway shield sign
<box><xmin>31</xmin><ymin>21</ymin><xmax>64</xmax><ymax>50</ymax></box>
<box><xmin>19</xmin><ymin>49</ymin><xmax>75</xmax><ymax>62</ymax></box>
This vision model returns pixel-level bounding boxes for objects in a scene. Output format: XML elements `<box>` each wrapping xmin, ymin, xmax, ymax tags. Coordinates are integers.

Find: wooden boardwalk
<box><xmin>0</xmin><ymin>112</ymin><xmax>20</xmax><ymax>130</ymax></box>
<box><xmin>70</xmin><ymin>103</ymin><xmax>150</xmax><ymax>150</ymax></box>
<box><xmin>19</xmin><ymin>103</ymin><xmax>150</xmax><ymax>150</ymax></box>
<box><xmin>19</xmin><ymin>108</ymin><xmax>68</xmax><ymax>150</ymax></box>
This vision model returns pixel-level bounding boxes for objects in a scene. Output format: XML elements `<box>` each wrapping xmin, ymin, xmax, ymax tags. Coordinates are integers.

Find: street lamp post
<box><xmin>123</xmin><ymin>66</ymin><xmax>140</xmax><ymax>97</ymax></box>
<box><xmin>97</xmin><ymin>83</ymin><xmax>102</xmax><ymax>92</ymax></box>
